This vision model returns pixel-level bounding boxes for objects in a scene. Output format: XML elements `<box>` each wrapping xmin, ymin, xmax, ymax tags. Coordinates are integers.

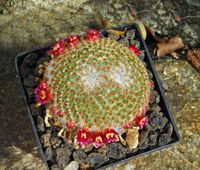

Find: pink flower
<box><xmin>92</xmin><ymin>132</ymin><xmax>105</xmax><ymax>148</ymax></box>
<box><xmin>77</xmin><ymin>129</ymin><xmax>92</xmax><ymax>145</ymax></box>
<box><xmin>49</xmin><ymin>39</ymin><xmax>65</xmax><ymax>56</ymax></box>
<box><xmin>86</xmin><ymin>29</ymin><xmax>100</xmax><ymax>41</ymax></box>
<box><xmin>148</xmin><ymin>80</ymin><xmax>154</xmax><ymax>88</ymax></box>
<box><xmin>103</xmin><ymin>129</ymin><xmax>119</xmax><ymax>144</ymax></box>
<box><xmin>67</xmin><ymin>121</ymin><xmax>75</xmax><ymax>129</ymax></box>
<box><xmin>67</xmin><ymin>35</ymin><xmax>80</xmax><ymax>47</ymax></box>
<box><xmin>129</xmin><ymin>45</ymin><xmax>140</xmax><ymax>55</ymax></box>
<box><xmin>34</xmin><ymin>81</ymin><xmax>51</xmax><ymax>105</ymax></box>
<box><xmin>134</xmin><ymin>114</ymin><xmax>149</xmax><ymax>129</ymax></box>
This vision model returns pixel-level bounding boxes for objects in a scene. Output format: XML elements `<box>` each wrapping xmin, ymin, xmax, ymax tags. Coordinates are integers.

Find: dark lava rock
<box><xmin>148</xmin><ymin>131</ymin><xmax>158</xmax><ymax>146</ymax></box>
<box><xmin>22</xmin><ymin>53</ymin><xmax>38</xmax><ymax>68</ymax></box>
<box><xmin>165</xmin><ymin>122</ymin><xmax>173</xmax><ymax>136</ymax></box>
<box><xmin>56</xmin><ymin>147</ymin><xmax>71</xmax><ymax>168</ymax></box>
<box><xmin>149</xmin><ymin>111</ymin><xmax>168</xmax><ymax>130</ymax></box>
<box><xmin>73</xmin><ymin>149</ymin><xmax>87</xmax><ymax>164</ymax></box>
<box><xmin>26</xmin><ymin>87</ymin><xmax>35</xmax><ymax>100</ymax></box>
<box><xmin>50</xmin><ymin>136</ymin><xmax>62</xmax><ymax>149</ymax></box>
<box><xmin>149</xmin><ymin>104</ymin><xmax>161</xmax><ymax>113</ymax></box>
<box><xmin>37</xmin><ymin>53</ymin><xmax>51</xmax><ymax>65</ymax></box>
<box><xmin>30</xmin><ymin>104</ymin><xmax>42</xmax><ymax>116</ymax></box>
<box><xmin>145</xmin><ymin>123</ymin><xmax>154</xmax><ymax>131</ymax></box>
<box><xmin>96</xmin><ymin>145</ymin><xmax>107</xmax><ymax>154</ymax></box>
<box><xmin>23</xmin><ymin>74</ymin><xmax>38</xmax><ymax>87</ymax></box>
<box><xmin>158</xmin><ymin>133</ymin><xmax>172</xmax><ymax>146</ymax></box>
<box><xmin>45</xmin><ymin>146</ymin><xmax>53</xmax><ymax>161</ymax></box>
<box><xmin>107</xmin><ymin>32</ymin><xmax>120</xmax><ymax>40</ymax></box>
<box><xmin>83</xmin><ymin>144</ymin><xmax>93</xmax><ymax>153</ymax></box>
<box><xmin>41</xmin><ymin>133</ymin><xmax>51</xmax><ymax>148</ymax></box>
<box><xmin>126</xmin><ymin>29</ymin><xmax>136</xmax><ymax>40</ymax></box>
<box><xmin>37</xmin><ymin>116</ymin><xmax>45</xmax><ymax>133</ymax></box>
<box><xmin>139</xmin><ymin>141</ymin><xmax>149</xmax><ymax>150</ymax></box>
<box><xmin>51</xmin><ymin>164</ymin><xmax>61</xmax><ymax>170</ymax></box>
<box><xmin>87</xmin><ymin>153</ymin><xmax>109</xmax><ymax>168</ymax></box>
<box><xmin>126</xmin><ymin>148</ymin><xmax>139</xmax><ymax>155</ymax></box>
<box><xmin>106</xmin><ymin>143</ymin><xmax>127</xmax><ymax>160</ymax></box>
<box><xmin>20</xmin><ymin>66</ymin><xmax>33</xmax><ymax>79</ymax></box>
<box><xmin>118</xmin><ymin>37</ymin><xmax>129</xmax><ymax>46</ymax></box>
<box><xmin>147</xmin><ymin>69</ymin><xmax>153</xmax><ymax>79</ymax></box>
<box><xmin>63</xmin><ymin>138</ymin><xmax>75</xmax><ymax>151</ymax></box>
<box><xmin>139</xmin><ymin>129</ymin><xmax>149</xmax><ymax>145</ymax></box>
<box><xmin>155</xmin><ymin>91</ymin><xmax>160</xmax><ymax>104</ymax></box>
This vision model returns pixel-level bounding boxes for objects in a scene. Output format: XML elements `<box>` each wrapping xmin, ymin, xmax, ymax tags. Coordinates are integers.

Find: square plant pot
<box><xmin>15</xmin><ymin>24</ymin><xmax>180</xmax><ymax>170</ymax></box>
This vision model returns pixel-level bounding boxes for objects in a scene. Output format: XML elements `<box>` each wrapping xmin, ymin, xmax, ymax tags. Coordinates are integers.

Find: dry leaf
<box><xmin>187</xmin><ymin>48</ymin><xmax>200</xmax><ymax>71</ymax></box>
<box><xmin>156</xmin><ymin>36</ymin><xmax>184</xmax><ymax>57</ymax></box>
<box><xmin>126</xmin><ymin>127</ymin><xmax>139</xmax><ymax>149</ymax></box>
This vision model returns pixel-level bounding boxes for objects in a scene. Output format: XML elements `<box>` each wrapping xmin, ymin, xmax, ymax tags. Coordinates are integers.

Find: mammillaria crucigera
<box><xmin>34</xmin><ymin>29</ymin><xmax>153</xmax><ymax>149</ymax></box>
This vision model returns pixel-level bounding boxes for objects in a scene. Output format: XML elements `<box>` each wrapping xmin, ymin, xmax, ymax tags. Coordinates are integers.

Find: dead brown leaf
<box><xmin>155</xmin><ymin>36</ymin><xmax>184</xmax><ymax>57</ymax></box>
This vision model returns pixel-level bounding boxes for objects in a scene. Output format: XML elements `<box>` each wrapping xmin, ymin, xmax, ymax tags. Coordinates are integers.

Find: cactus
<box><xmin>35</xmin><ymin>30</ymin><xmax>151</xmax><ymax>147</ymax></box>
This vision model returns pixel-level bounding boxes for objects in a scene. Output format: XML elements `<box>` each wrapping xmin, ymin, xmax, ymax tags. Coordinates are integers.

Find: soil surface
<box><xmin>0</xmin><ymin>0</ymin><xmax>200</xmax><ymax>170</ymax></box>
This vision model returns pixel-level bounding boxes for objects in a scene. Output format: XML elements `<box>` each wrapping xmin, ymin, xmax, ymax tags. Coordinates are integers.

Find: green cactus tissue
<box><xmin>34</xmin><ymin>29</ymin><xmax>153</xmax><ymax>149</ymax></box>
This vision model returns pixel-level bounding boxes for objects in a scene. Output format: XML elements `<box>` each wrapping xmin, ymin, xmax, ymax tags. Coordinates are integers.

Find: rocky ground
<box><xmin>0</xmin><ymin>0</ymin><xmax>199</xmax><ymax>170</ymax></box>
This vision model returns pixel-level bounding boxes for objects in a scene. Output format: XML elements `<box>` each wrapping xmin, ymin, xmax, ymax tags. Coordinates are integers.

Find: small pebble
<box><xmin>64</xmin><ymin>161</ymin><xmax>79</xmax><ymax>170</ymax></box>
<box><xmin>50</xmin><ymin>136</ymin><xmax>62</xmax><ymax>149</ymax></box>
<box><xmin>40</xmin><ymin>133</ymin><xmax>51</xmax><ymax>148</ymax></box>
<box><xmin>73</xmin><ymin>149</ymin><xmax>87</xmax><ymax>164</ymax></box>
<box><xmin>45</xmin><ymin>146</ymin><xmax>53</xmax><ymax>160</ymax></box>
<box><xmin>37</xmin><ymin>116</ymin><xmax>45</xmax><ymax>133</ymax></box>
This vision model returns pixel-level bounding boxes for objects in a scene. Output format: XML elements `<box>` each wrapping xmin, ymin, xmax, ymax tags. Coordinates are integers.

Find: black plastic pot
<box><xmin>15</xmin><ymin>24</ymin><xmax>180</xmax><ymax>170</ymax></box>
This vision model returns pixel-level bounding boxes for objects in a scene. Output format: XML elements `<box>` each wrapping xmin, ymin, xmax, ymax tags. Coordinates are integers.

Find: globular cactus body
<box><xmin>44</xmin><ymin>38</ymin><xmax>150</xmax><ymax>131</ymax></box>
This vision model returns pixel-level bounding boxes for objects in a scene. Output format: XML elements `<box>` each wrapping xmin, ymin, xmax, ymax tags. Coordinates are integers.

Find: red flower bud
<box><xmin>67</xmin><ymin>35</ymin><xmax>80</xmax><ymax>47</ymax></box>
<box><xmin>134</xmin><ymin>114</ymin><xmax>149</xmax><ymax>129</ymax></box>
<box><xmin>129</xmin><ymin>45</ymin><xmax>140</xmax><ymax>55</ymax></box>
<box><xmin>49</xmin><ymin>39</ymin><xmax>65</xmax><ymax>56</ymax></box>
<box><xmin>86</xmin><ymin>29</ymin><xmax>100</xmax><ymax>41</ymax></box>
